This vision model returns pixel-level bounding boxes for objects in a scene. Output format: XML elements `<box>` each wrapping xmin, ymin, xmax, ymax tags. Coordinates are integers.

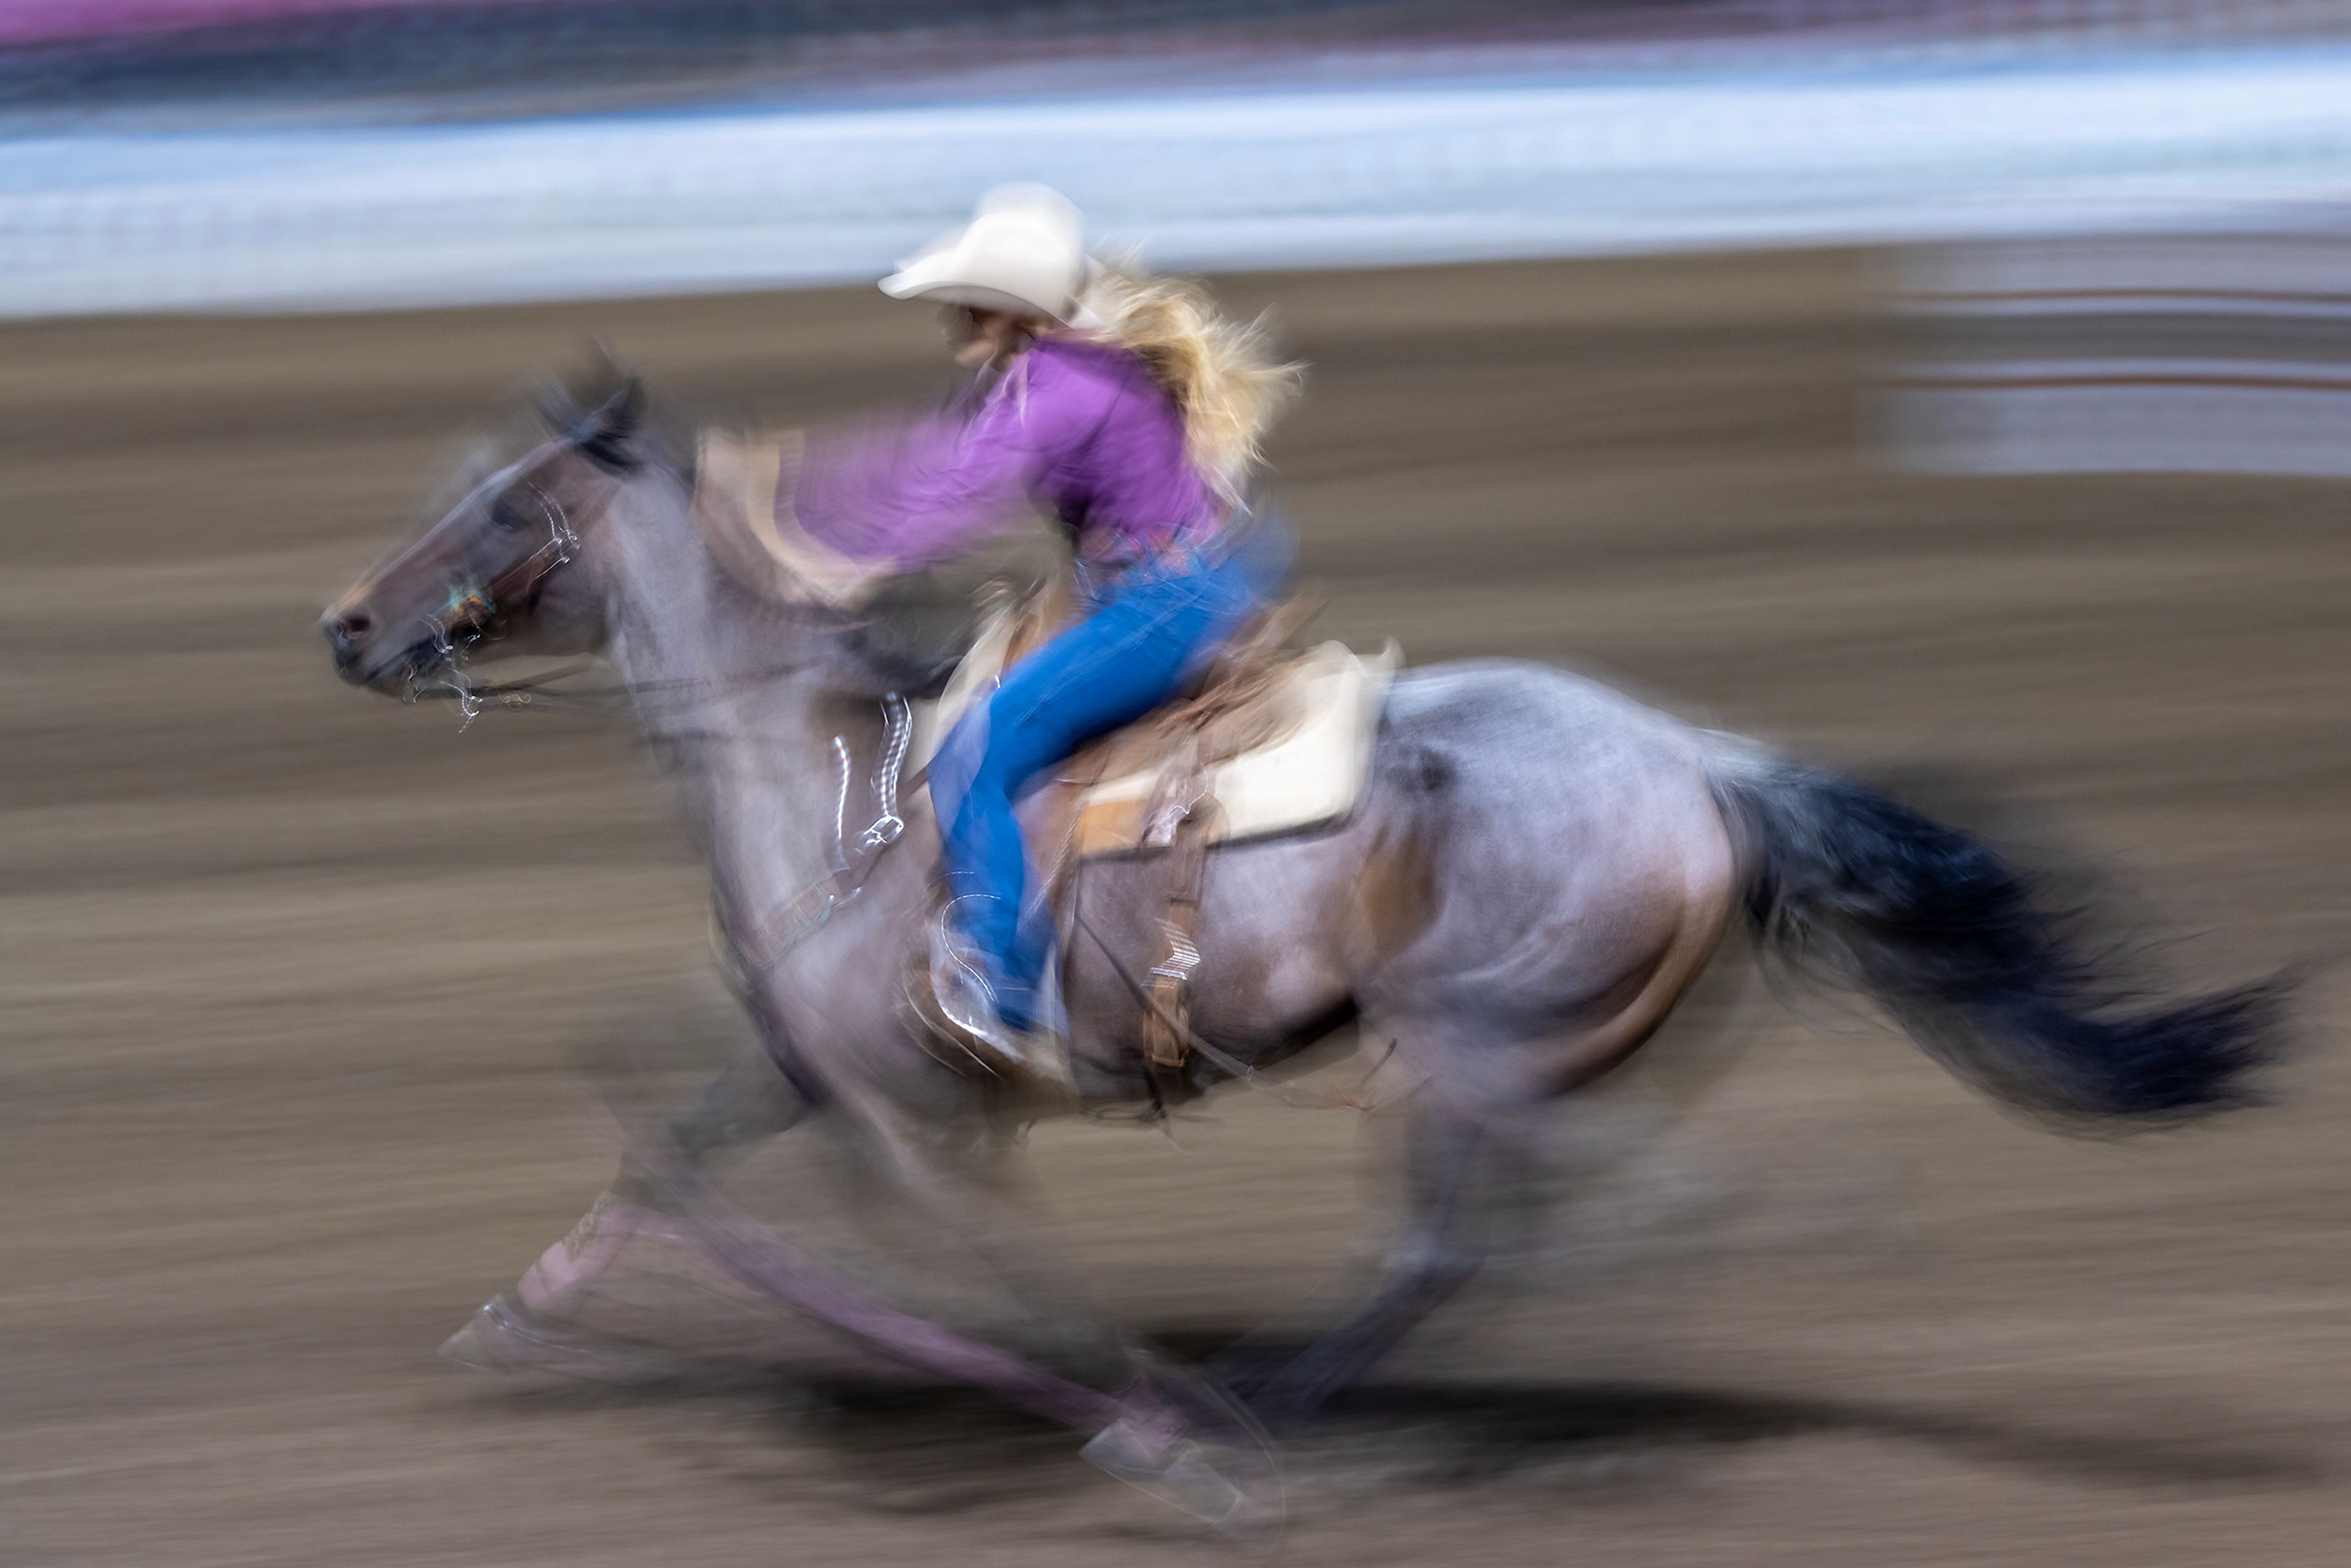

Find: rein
<box><xmin>407</xmin><ymin>661</ymin><xmax>641</xmax><ymax>716</ymax></box>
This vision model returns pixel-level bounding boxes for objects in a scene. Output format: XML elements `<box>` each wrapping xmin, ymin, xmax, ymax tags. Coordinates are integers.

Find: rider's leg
<box><xmin>931</xmin><ymin>559</ymin><xmax>1247</xmax><ymax>1030</ymax></box>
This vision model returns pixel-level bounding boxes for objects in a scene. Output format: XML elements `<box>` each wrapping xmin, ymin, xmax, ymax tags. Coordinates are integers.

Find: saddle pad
<box><xmin>915</xmin><ymin>601</ymin><xmax>1402</xmax><ymax>858</ymax></box>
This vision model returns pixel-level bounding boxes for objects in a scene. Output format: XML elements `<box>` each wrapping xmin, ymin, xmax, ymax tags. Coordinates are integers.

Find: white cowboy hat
<box><xmin>879</xmin><ymin>183</ymin><xmax>1091</xmax><ymax>323</ymax></box>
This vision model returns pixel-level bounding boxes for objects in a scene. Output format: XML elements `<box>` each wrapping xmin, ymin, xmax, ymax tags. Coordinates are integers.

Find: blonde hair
<box><xmin>1079</xmin><ymin>264</ymin><xmax>1303</xmax><ymax>502</ymax></box>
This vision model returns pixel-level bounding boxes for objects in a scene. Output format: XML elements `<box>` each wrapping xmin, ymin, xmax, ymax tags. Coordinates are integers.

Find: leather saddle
<box><xmin>916</xmin><ymin>579</ymin><xmax>1401</xmax><ymax>861</ymax></box>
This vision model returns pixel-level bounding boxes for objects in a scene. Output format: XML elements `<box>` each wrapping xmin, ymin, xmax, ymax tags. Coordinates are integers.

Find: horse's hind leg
<box><xmin>1228</xmin><ymin>907</ymin><xmax>1722</xmax><ymax>1427</ymax></box>
<box><xmin>1231</xmin><ymin>1087</ymin><xmax>1502</xmax><ymax>1428</ymax></box>
<box><xmin>1232</xmin><ymin>843</ymin><xmax>1731</xmax><ymax>1424</ymax></box>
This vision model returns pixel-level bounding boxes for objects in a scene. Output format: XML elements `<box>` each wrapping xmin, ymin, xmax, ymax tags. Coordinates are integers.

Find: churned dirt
<box><xmin>5</xmin><ymin>251</ymin><xmax>2349</xmax><ymax>1566</ymax></box>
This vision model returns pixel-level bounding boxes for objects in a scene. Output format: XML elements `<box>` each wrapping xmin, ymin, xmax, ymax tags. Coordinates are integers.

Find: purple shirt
<box><xmin>792</xmin><ymin>336</ymin><xmax>1223</xmax><ymax>571</ymax></box>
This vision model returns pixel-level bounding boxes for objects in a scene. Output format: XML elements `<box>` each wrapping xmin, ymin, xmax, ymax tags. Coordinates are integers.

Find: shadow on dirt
<box><xmin>450</xmin><ymin>1330</ymin><xmax>2328</xmax><ymax>1517</ymax></box>
<box><xmin>1295</xmin><ymin>1376</ymin><xmax>2321</xmax><ymax>1490</ymax></box>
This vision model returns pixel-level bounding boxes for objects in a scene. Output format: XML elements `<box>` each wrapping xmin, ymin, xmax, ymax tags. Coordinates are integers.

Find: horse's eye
<box><xmin>489</xmin><ymin>495</ymin><xmax>530</xmax><ymax>531</ymax></box>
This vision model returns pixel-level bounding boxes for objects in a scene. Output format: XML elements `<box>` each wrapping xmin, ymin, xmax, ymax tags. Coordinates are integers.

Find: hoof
<box><xmin>1083</xmin><ymin>1359</ymin><xmax>1284</xmax><ymax>1543</ymax></box>
<box><xmin>437</xmin><ymin>1294</ymin><xmax>675</xmax><ymax>1382</ymax></box>
<box><xmin>1082</xmin><ymin>1420</ymin><xmax>1283</xmax><ymax>1541</ymax></box>
<box><xmin>437</xmin><ymin>1301</ymin><xmax>512</xmax><ymax>1373</ymax></box>
<box><xmin>438</xmin><ymin>1294</ymin><xmax>569</xmax><ymax>1373</ymax></box>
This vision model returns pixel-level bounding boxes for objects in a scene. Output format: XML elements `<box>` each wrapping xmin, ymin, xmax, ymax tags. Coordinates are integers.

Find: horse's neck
<box><xmin>596</xmin><ymin>473</ymin><xmax>857</xmax><ymax>920</ymax></box>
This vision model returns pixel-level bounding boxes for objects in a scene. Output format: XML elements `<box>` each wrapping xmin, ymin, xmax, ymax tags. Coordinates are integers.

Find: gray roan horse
<box><xmin>322</xmin><ymin>370</ymin><xmax>2287</xmax><ymax>1526</ymax></box>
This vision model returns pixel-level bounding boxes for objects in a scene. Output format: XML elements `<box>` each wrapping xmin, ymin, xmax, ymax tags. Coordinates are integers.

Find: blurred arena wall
<box><xmin>4</xmin><ymin>0</ymin><xmax>2351</xmax><ymax>317</ymax></box>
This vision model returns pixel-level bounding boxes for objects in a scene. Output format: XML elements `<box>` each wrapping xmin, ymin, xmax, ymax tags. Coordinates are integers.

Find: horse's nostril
<box><xmin>326</xmin><ymin>610</ymin><xmax>372</xmax><ymax>644</ymax></box>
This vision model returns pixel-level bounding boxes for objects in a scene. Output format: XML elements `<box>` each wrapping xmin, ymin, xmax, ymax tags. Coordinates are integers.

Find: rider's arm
<box><xmin>794</xmin><ymin>354</ymin><xmax>1103</xmax><ymax>570</ymax></box>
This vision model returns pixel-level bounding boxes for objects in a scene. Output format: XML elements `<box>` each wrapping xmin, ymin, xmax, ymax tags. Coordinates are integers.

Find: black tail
<box><xmin>1708</xmin><ymin>754</ymin><xmax>2290</xmax><ymax>1125</ymax></box>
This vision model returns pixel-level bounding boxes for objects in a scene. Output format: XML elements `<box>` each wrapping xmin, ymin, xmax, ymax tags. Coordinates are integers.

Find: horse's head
<box><xmin>321</xmin><ymin>372</ymin><xmax>647</xmax><ymax>697</ymax></box>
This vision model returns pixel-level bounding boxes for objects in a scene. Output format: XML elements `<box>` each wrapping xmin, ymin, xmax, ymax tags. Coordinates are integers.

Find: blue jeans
<box><xmin>930</xmin><ymin>531</ymin><xmax>1283</xmax><ymax>1032</ymax></box>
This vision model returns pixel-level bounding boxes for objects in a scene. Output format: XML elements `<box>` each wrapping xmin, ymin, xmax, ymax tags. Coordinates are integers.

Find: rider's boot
<box><xmin>908</xmin><ymin>898</ymin><xmax>1073</xmax><ymax>1091</ymax></box>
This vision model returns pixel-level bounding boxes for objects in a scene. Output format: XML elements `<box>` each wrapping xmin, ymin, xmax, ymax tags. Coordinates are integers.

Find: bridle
<box><xmin>394</xmin><ymin>422</ymin><xmax>921</xmax><ymax>973</ymax></box>
<box><xmin>405</xmin><ymin>462</ymin><xmax>598</xmax><ymax>725</ymax></box>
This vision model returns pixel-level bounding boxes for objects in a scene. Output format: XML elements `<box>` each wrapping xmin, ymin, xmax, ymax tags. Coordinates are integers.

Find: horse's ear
<box><xmin>576</xmin><ymin>375</ymin><xmax>645</xmax><ymax>471</ymax></box>
<box><xmin>584</xmin><ymin>334</ymin><xmax>626</xmax><ymax>388</ymax></box>
<box><xmin>538</xmin><ymin>365</ymin><xmax>645</xmax><ymax>473</ymax></box>
<box><xmin>601</xmin><ymin>373</ymin><xmax>645</xmax><ymax>429</ymax></box>
<box><xmin>531</xmin><ymin>374</ymin><xmax>578</xmax><ymax>436</ymax></box>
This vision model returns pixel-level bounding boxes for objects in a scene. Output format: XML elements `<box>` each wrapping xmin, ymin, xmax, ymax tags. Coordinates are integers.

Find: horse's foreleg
<box><xmin>1237</xmin><ymin>1088</ymin><xmax>1498</xmax><ymax>1428</ymax></box>
<box><xmin>443</xmin><ymin>1038</ymin><xmax>813</xmax><ymax>1356</ymax></box>
<box><xmin>609</xmin><ymin>1036</ymin><xmax>811</xmax><ymax>1204</ymax></box>
<box><xmin>649</xmin><ymin>1118</ymin><xmax>1284</xmax><ymax>1533</ymax></box>
<box><xmin>837</xmin><ymin>1093</ymin><xmax>1141</xmax><ymax>1390</ymax></box>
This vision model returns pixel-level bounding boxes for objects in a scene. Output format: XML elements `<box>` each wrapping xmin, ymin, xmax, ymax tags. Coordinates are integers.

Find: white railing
<box><xmin>4</xmin><ymin>40</ymin><xmax>2350</xmax><ymax>317</ymax></box>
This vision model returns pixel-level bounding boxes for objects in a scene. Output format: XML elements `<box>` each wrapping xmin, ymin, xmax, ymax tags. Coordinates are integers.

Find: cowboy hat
<box><xmin>879</xmin><ymin>183</ymin><xmax>1090</xmax><ymax>323</ymax></box>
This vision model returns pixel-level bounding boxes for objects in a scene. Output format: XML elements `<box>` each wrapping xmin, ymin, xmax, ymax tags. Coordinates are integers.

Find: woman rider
<box><xmin>793</xmin><ymin>184</ymin><xmax>1300</xmax><ymax>1070</ymax></box>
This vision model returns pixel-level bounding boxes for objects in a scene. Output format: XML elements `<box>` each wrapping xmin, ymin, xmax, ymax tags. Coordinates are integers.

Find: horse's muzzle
<box><xmin>320</xmin><ymin>607</ymin><xmax>440</xmax><ymax>692</ymax></box>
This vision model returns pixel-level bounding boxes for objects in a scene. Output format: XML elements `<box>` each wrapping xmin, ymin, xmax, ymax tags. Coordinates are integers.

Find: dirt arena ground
<box><xmin>6</xmin><ymin>251</ymin><xmax>2349</xmax><ymax>1566</ymax></box>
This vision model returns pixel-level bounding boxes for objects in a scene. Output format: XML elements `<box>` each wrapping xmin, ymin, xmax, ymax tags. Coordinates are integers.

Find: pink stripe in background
<box><xmin>0</xmin><ymin>0</ymin><xmax>553</xmax><ymax>46</ymax></box>
<box><xmin>10</xmin><ymin>1</ymin><xmax>2351</xmax><ymax>50</ymax></box>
